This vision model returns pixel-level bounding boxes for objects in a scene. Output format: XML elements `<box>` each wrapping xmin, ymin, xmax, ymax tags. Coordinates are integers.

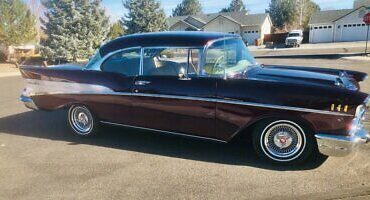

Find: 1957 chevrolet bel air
<box><xmin>19</xmin><ymin>32</ymin><xmax>369</xmax><ymax>164</ymax></box>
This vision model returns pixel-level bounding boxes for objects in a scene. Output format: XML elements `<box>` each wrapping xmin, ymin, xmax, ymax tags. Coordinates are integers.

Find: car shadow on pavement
<box><xmin>0</xmin><ymin>110</ymin><xmax>327</xmax><ymax>171</ymax></box>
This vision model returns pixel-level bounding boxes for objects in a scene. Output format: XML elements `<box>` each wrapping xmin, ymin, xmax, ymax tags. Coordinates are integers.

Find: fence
<box><xmin>264</xmin><ymin>31</ymin><xmax>310</xmax><ymax>46</ymax></box>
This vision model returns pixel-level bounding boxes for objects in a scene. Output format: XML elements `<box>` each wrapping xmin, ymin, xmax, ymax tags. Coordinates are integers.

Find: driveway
<box><xmin>0</xmin><ymin>58</ymin><xmax>369</xmax><ymax>200</ymax></box>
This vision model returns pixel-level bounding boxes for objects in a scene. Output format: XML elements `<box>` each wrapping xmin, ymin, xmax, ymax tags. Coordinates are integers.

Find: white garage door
<box><xmin>242</xmin><ymin>30</ymin><xmax>259</xmax><ymax>45</ymax></box>
<box><xmin>341</xmin><ymin>23</ymin><xmax>368</xmax><ymax>42</ymax></box>
<box><xmin>311</xmin><ymin>25</ymin><xmax>333</xmax><ymax>43</ymax></box>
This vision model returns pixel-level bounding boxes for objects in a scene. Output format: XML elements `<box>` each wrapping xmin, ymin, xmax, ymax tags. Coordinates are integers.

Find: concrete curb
<box><xmin>254</xmin><ymin>52</ymin><xmax>365</xmax><ymax>59</ymax></box>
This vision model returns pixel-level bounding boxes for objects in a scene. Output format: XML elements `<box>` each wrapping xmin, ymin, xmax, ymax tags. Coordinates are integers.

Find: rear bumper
<box><xmin>315</xmin><ymin>128</ymin><xmax>369</xmax><ymax>157</ymax></box>
<box><xmin>20</xmin><ymin>95</ymin><xmax>38</xmax><ymax>110</ymax></box>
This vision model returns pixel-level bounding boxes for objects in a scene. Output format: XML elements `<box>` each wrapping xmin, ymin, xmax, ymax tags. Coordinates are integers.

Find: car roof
<box><xmin>99</xmin><ymin>31</ymin><xmax>239</xmax><ymax>57</ymax></box>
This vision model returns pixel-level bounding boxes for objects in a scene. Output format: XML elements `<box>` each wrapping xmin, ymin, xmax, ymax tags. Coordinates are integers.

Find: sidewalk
<box><xmin>0</xmin><ymin>63</ymin><xmax>21</xmax><ymax>78</ymax></box>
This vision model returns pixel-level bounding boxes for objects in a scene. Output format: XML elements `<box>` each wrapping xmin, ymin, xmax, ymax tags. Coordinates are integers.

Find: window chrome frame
<box><xmin>141</xmin><ymin>46</ymin><xmax>203</xmax><ymax>77</ymax></box>
<box><xmin>84</xmin><ymin>36</ymin><xmax>248</xmax><ymax>79</ymax></box>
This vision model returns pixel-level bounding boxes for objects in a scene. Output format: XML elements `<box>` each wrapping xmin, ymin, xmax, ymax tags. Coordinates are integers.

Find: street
<box><xmin>0</xmin><ymin>58</ymin><xmax>370</xmax><ymax>200</ymax></box>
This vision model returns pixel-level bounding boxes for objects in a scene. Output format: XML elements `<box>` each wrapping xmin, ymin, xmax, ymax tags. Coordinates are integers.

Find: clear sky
<box><xmin>103</xmin><ymin>0</ymin><xmax>355</xmax><ymax>22</ymax></box>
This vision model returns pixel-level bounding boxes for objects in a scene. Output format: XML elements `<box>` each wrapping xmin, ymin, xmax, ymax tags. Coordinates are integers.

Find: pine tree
<box><xmin>41</xmin><ymin>0</ymin><xmax>109</xmax><ymax>62</ymax></box>
<box><xmin>0</xmin><ymin>0</ymin><xmax>37</xmax><ymax>48</ymax></box>
<box><xmin>172</xmin><ymin>0</ymin><xmax>202</xmax><ymax>17</ymax></box>
<box><xmin>107</xmin><ymin>22</ymin><xmax>125</xmax><ymax>40</ymax></box>
<box><xmin>122</xmin><ymin>0</ymin><xmax>168</xmax><ymax>34</ymax></box>
<box><xmin>221</xmin><ymin>0</ymin><xmax>247</xmax><ymax>13</ymax></box>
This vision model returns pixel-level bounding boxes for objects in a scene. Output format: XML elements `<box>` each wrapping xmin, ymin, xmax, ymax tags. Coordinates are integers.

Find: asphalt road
<box><xmin>1</xmin><ymin>58</ymin><xmax>370</xmax><ymax>200</ymax></box>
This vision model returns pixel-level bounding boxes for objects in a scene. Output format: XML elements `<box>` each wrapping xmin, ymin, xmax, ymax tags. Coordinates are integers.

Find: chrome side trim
<box><xmin>24</xmin><ymin>79</ymin><xmax>115</xmax><ymax>96</ymax></box>
<box><xmin>126</xmin><ymin>93</ymin><xmax>353</xmax><ymax>116</ymax></box>
<box><xmin>24</xmin><ymin>79</ymin><xmax>353</xmax><ymax>117</ymax></box>
<box><xmin>100</xmin><ymin>121</ymin><xmax>227</xmax><ymax>143</ymax></box>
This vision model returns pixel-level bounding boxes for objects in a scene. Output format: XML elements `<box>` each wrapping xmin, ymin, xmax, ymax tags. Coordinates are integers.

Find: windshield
<box><xmin>85</xmin><ymin>50</ymin><xmax>102</xmax><ymax>69</ymax></box>
<box><xmin>203</xmin><ymin>38</ymin><xmax>256</xmax><ymax>77</ymax></box>
<box><xmin>288</xmin><ymin>33</ymin><xmax>300</xmax><ymax>37</ymax></box>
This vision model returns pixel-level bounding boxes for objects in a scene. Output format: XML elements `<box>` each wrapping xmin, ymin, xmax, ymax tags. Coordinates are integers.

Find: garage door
<box><xmin>242</xmin><ymin>30</ymin><xmax>259</xmax><ymax>45</ymax></box>
<box><xmin>311</xmin><ymin>25</ymin><xmax>333</xmax><ymax>43</ymax></box>
<box><xmin>341</xmin><ymin>23</ymin><xmax>368</xmax><ymax>42</ymax></box>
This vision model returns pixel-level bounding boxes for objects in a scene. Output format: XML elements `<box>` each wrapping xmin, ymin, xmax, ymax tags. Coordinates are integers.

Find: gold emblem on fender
<box><xmin>343</xmin><ymin>105</ymin><xmax>348</xmax><ymax>113</ymax></box>
<box><xmin>331</xmin><ymin>104</ymin><xmax>349</xmax><ymax>112</ymax></box>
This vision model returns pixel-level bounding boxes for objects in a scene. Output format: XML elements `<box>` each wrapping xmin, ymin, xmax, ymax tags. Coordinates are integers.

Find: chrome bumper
<box><xmin>315</xmin><ymin>128</ymin><xmax>369</xmax><ymax>157</ymax></box>
<box><xmin>20</xmin><ymin>95</ymin><xmax>38</xmax><ymax>110</ymax></box>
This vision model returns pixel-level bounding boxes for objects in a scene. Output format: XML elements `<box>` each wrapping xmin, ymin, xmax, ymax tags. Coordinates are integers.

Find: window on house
<box><xmin>337</xmin><ymin>25</ymin><xmax>341</xmax><ymax>29</ymax></box>
<box><xmin>344</xmin><ymin>25</ymin><xmax>347</xmax><ymax>27</ymax></box>
<box><xmin>328</xmin><ymin>26</ymin><xmax>332</xmax><ymax>28</ymax></box>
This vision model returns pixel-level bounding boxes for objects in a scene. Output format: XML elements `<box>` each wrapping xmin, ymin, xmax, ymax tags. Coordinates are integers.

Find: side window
<box><xmin>204</xmin><ymin>39</ymin><xmax>255</xmax><ymax>77</ymax></box>
<box><xmin>101</xmin><ymin>48</ymin><xmax>141</xmax><ymax>76</ymax></box>
<box><xmin>143</xmin><ymin>48</ymin><xmax>201</xmax><ymax>76</ymax></box>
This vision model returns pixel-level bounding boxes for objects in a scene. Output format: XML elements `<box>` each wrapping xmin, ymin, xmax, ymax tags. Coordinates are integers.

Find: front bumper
<box><xmin>315</xmin><ymin>128</ymin><xmax>369</xmax><ymax>157</ymax></box>
<box><xmin>20</xmin><ymin>95</ymin><xmax>39</xmax><ymax>110</ymax></box>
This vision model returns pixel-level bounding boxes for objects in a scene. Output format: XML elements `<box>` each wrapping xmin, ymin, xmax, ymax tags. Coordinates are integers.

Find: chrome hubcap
<box><xmin>273</xmin><ymin>131</ymin><xmax>293</xmax><ymax>148</ymax></box>
<box><xmin>70</xmin><ymin>106</ymin><xmax>93</xmax><ymax>135</ymax></box>
<box><xmin>261</xmin><ymin>121</ymin><xmax>306</xmax><ymax>161</ymax></box>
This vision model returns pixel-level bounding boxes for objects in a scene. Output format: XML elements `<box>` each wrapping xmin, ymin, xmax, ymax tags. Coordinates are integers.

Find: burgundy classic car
<box><xmin>20</xmin><ymin>32</ymin><xmax>369</xmax><ymax>164</ymax></box>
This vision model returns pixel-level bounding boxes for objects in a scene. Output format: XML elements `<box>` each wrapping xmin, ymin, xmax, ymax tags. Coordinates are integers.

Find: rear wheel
<box><xmin>68</xmin><ymin>105</ymin><xmax>99</xmax><ymax>137</ymax></box>
<box><xmin>252</xmin><ymin>119</ymin><xmax>314</xmax><ymax>164</ymax></box>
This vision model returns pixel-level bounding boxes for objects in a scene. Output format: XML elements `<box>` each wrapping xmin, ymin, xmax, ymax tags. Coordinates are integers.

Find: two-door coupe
<box><xmin>20</xmin><ymin>32</ymin><xmax>369</xmax><ymax>164</ymax></box>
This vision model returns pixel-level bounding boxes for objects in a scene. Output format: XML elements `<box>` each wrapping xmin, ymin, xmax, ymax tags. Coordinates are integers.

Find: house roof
<box><xmin>309</xmin><ymin>8</ymin><xmax>357</xmax><ymax>24</ymax></box>
<box><xmin>168</xmin><ymin>12</ymin><xmax>270</xmax><ymax>29</ymax></box>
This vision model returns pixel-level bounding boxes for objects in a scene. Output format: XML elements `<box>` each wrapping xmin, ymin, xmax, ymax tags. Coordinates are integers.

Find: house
<box><xmin>308</xmin><ymin>0</ymin><xmax>370</xmax><ymax>43</ymax></box>
<box><xmin>167</xmin><ymin>11</ymin><xmax>272</xmax><ymax>45</ymax></box>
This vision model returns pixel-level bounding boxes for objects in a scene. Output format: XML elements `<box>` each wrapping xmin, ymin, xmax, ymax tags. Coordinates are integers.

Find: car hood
<box><xmin>247</xmin><ymin>66</ymin><xmax>353</xmax><ymax>89</ymax></box>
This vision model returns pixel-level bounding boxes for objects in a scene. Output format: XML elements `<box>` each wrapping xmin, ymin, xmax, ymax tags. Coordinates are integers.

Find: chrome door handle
<box><xmin>134</xmin><ymin>80</ymin><xmax>151</xmax><ymax>86</ymax></box>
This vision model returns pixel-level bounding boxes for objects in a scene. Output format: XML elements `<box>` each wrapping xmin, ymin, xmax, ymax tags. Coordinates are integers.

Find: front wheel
<box><xmin>68</xmin><ymin>105</ymin><xmax>99</xmax><ymax>137</ymax></box>
<box><xmin>252</xmin><ymin>119</ymin><xmax>315</xmax><ymax>164</ymax></box>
